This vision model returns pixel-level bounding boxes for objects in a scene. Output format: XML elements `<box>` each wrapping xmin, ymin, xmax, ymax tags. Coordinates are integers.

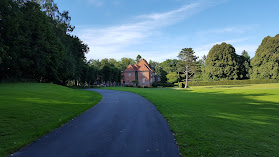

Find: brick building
<box><xmin>122</xmin><ymin>59</ymin><xmax>159</xmax><ymax>87</ymax></box>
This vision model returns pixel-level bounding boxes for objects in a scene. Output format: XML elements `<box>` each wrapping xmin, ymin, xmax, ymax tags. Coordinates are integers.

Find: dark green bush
<box><xmin>123</xmin><ymin>85</ymin><xmax>134</xmax><ymax>87</ymax></box>
<box><xmin>152</xmin><ymin>83</ymin><xmax>174</xmax><ymax>87</ymax></box>
<box><xmin>178</xmin><ymin>79</ymin><xmax>279</xmax><ymax>88</ymax></box>
<box><xmin>178</xmin><ymin>82</ymin><xmax>184</xmax><ymax>88</ymax></box>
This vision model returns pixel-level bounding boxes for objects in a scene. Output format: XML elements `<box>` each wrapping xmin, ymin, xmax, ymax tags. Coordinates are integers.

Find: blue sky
<box><xmin>57</xmin><ymin>0</ymin><xmax>279</xmax><ymax>62</ymax></box>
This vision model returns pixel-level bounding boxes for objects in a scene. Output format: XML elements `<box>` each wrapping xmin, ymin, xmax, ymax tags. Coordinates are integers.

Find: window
<box><xmin>128</xmin><ymin>73</ymin><xmax>131</xmax><ymax>77</ymax></box>
<box><xmin>142</xmin><ymin>73</ymin><xmax>145</xmax><ymax>76</ymax></box>
<box><xmin>150</xmin><ymin>78</ymin><xmax>153</xmax><ymax>83</ymax></box>
<box><xmin>142</xmin><ymin>78</ymin><xmax>145</xmax><ymax>83</ymax></box>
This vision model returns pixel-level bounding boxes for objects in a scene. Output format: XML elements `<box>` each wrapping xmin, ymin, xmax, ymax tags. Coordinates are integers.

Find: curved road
<box><xmin>11</xmin><ymin>89</ymin><xmax>180</xmax><ymax>157</ymax></box>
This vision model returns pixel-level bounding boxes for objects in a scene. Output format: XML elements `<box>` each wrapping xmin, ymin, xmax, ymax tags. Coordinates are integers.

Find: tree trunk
<box><xmin>185</xmin><ymin>66</ymin><xmax>188</xmax><ymax>88</ymax></box>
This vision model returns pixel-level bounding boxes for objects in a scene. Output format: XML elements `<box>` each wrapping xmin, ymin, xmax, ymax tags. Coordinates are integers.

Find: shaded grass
<box><xmin>0</xmin><ymin>83</ymin><xmax>102</xmax><ymax>157</ymax></box>
<box><xmin>104</xmin><ymin>83</ymin><xmax>279</xmax><ymax>157</ymax></box>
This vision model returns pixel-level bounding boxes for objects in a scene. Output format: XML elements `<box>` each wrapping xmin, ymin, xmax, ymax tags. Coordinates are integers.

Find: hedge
<box><xmin>178</xmin><ymin>79</ymin><xmax>279</xmax><ymax>88</ymax></box>
<box><xmin>152</xmin><ymin>83</ymin><xmax>174</xmax><ymax>87</ymax></box>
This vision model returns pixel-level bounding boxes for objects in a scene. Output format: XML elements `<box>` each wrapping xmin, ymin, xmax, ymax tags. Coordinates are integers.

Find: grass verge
<box><xmin>0</xmin><ymin>83</ymin><xmax>102</xmax><ymax>157</ymax></box>
<box><xmin>104</xmin><ymin>83</ymin><xmax>279</xmax><ymax>157</ymax></box>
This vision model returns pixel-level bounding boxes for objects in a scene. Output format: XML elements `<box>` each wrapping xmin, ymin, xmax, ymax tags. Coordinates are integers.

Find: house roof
<box><xmin>124</xmin><ymin>59</ymin><xmax>154</xmax><ymax>72</ymax></box>
<box><xmin>125</xmin><ymin>64</ymin><xmax>137</xmax><ymax>71</ymax></box>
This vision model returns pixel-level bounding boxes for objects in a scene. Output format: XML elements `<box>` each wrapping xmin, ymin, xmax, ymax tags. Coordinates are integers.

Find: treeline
<box><xmin>200</xmin><ymin>34</ymin><xmax>279</xmax><ymax>81</ymax></box>
<box><xmin>0</xmin><ymin>0</ymin><xmax>88</xmax><ymax>85</ymax></box>
<box><xmin>1</xmin><ymin>0</ymin><xmax>278</xmax><ymax>86</ymax></box>
<box><xmin>152</xmin><ymin>34</ymin><xmax>279</xmax><ymax>84</ymax></box>
<box><xmin>0</xmin><ymin>0</ymin><xmax>144</xmax><ymax>86</ymax></box>
<box><xmin>87</xmin><ymin>58</ymin><xmax>136</xmax><ymax>86</ymax></box>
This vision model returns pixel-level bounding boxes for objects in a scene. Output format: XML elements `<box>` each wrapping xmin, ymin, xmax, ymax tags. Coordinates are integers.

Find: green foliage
<box><xmin>149</xmin><ymin>60</ymin><xmax>168</xmax><ymax>83</ymax></box>
<box><xmin>166</xmin><ymin>72</ymin><xmax>179</xmax><ymax>83</ymax></box>
<box><xmin>178</xmin><ymin>82</ymin><xmax>184</xmax><ymax>88</ymax></box>
<box><xmin>238</xmin><ymin>50</ymin><xmax>251</xmax><ymax>79</ymax></box>
<box><xmin>177</xmin><ymin>79</ymin><xmax>279</xmax><ymax>87</ymax></box>
<box><xmin>204</xmin><ymin>43</ymin><xmax>240</xmax><ymax>80</ymax></box>
<box><xmin>151</xmin><ymin>82</ymin><xmax>174</xmax><ymax>87</ymax></box>
<box><xmin>131</xmin><ymin>80</ymin><xmax>139</xmax><ymax>84</ymax></box>
<box><xmin>177</xmin><ymin>48</ymin><xmax>198</xmax><ymax>87</ymax></box>
<box><xmin>160</xmin><ymin>59</ymin><xmax>179</xmax><ymax>73</ymax></box>
<box><xmin>0</xmin><ymin>83</ymin><xmax>102</xmax><ymax>157</ymax></box>
<box><xmin>0</xmin><ymin>0</ymin><xmax>90</xmax><ymax>85</ymax></box>
<box><xmin>119</xmin><ymin>57</ymin><xmax>136</xmax><ymax>71</ymax></box>
<box><xmin>136</xmin><ymin>54</ymin><xmax>142</xmax><ymax>63</ymax></box>
<box><xmin>251</xmin><ymin>34</ymin><xmax>279</xmax><ymax>79</ymax></box>
<box><xmin>88</xmin><ymin>58</ymin><xmax>122</xmax><ymax>85</ymax></box>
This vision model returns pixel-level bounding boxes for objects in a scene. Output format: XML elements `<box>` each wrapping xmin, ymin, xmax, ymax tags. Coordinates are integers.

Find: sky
<box><xmin>57</xmin><ymin>0</ymin><xmax>279</xmax><ymax>62</ymax></box>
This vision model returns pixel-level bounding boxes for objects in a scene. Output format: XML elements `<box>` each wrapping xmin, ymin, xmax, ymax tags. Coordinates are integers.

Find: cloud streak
<box><xmin>87</xmin><ymin>0</ymin><xmax>103</xmax><ymax>6</ymax></box>
<box><xmin>75</xmin><ymin>0</ymin><xmax>226</xmax><ymax>61</ymax></box>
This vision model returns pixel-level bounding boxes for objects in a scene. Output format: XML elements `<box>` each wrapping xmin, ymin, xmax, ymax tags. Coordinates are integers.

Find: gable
<box><xmin>123</xmin><ymin>59</ymin><xmax>154</xmax><ymax>72</ymax></box>
<box><xmin>124</xmin><ymin>64</ymin><xmax>137</xmax><ymax>72</ymax></box>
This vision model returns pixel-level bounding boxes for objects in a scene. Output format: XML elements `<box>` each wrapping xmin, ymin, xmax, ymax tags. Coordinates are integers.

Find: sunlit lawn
<box><xmin>105</xmin><ymin>83</ymin><xmax>279</xmax><ymax>157</ymax></box>
<box><xmin>0</xmin><ymin>83</ymin><xmax>102</xmax><ymax>157</ymax></box>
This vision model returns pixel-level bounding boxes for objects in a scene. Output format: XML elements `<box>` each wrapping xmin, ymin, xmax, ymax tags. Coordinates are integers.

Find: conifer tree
<box><xmin>204</xmin><ymin>43</ymin><xmax>239</xmax><ymax>80</ymax></box>
<box><xmin>251</xmin><ymin>34</ymin><xmax>279</xmax><ymax>79</ymax></box>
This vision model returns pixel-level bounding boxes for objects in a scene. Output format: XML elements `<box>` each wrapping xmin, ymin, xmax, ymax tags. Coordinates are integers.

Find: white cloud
<box><xmin>75</xmin><ymin>0</ymin><xmax>225</xmax><ymax>61</ymax></box>
<box><xmin>197</xmin><ymin>25</ymin><xmax>255</xmax><ymax>35</ymax></box>
<box><xmin>87</xmin><ymin>0</ymin><xmax>103</xmax><ymax>6</ymax></box>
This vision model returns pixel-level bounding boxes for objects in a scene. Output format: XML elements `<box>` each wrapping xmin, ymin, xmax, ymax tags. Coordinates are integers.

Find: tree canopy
<box><xmin>204</xmin><ymin>43</ymin><xmax>240</xmax><ymax>80</ymax></box>
<box><xmin>177</xmin><ymin>48</ymin><xmax>198</xmax><ymax>88</ymax></box>
<box><xmin>0</xmin><ymin>0</ymin><xmax>97</xmax><ymax>86</ymax></box>
<box><xmin>136</xmin><ymin>54</ymin><xmax>142</xmax><ymax>63</ymax></box>
<box><xmin>250</xmin><ymin>34</ymin><xmax>279</xmax><ymax>79</ymax></box>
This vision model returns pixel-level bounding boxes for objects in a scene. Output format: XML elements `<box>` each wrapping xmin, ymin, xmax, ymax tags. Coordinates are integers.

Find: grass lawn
<box><xmin>105</xmin><ymin>83</ymin><xmax>279</xmax><ymax>157</ymax></box>
<box><xmin>0</xmin><ymin>83</ymin><xmax>102</xmax><ymax>157</ymax></box>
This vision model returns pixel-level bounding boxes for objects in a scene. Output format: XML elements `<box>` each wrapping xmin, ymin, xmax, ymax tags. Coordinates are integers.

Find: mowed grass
<box><xmin>0</xmin><ymin>83</ymin><xmax>102</xmax><ymax>157</ymax></box>
<box><xmin>105</xmin><ymin>83</ymin><xmax>279</xmax><ymax>157</ymax></box>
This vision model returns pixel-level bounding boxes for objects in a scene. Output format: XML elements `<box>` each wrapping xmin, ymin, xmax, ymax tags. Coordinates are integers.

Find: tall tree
<box><xmin>238</xmin><ymin>50</ymin><xmax>251</xmax><ymax>79</ymax></box>
<box><xmin>166</xmin><ymin>72</ymin><xmax>179</xmax><ymax>83</ymax></box>
<box><xmin>177</xmin><ymin>48</ymin><xmax>198</xmax><ymax>88</ymax></box>
<box><xmin>136</xmin><ymin>54</ymin><xmax>142</xmax><ymax>63</ymax></box>
<box><xmin>160</xmin><ymin>59</ymin><xmax>178</xmax><ymax>73</ymax></box>
<box><xmin>204</xmin><ymin>43</ymin><xmax>240</xmax><ymax>80</ymax></box>
<box><xmin>119</xmin><ymin>57</ymin><xmax>135</xmax><ymax>71</ymax></box>
<box><xmin>149</xmin><ymin>59</ymin><xmax>160</xmax><ymax>75</ymax></box>
<box><xmin>250</xmin><ymin>34</ymin><xmax>279</xmax><ymax>79</ymax></box>
<box><xmin>0</xmin><ymin>0</ymin><xmax>90</xmax><ymax>84</ymax></box>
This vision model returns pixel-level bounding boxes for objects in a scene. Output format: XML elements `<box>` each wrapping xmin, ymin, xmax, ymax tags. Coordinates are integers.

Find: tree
<box><xmin>149</xmin><ymin>59</ymin><xmax>160</xmax><ymax>76</ymax></box>
<box><xmin>177</xmin><ymin>48</ymin><xmax>198</xmax><ymax>88</ymax></box>
<box><xmin>250</xmin><ymin>34</ymin><xmax>279</xmax><ymax>79</ymax></box>
<box><xmin>119</xmin><ymin>57</ymin><xmax>135</xmax><ymax>71</ymax></box>
<box><xmin>160</xmin><ymin>59</ymin><xmax>178</xmax><ymax>73</ymax></box>
<box><xmin>109</xmin><ymin>58</ymin><xmax>120</xmax><ymax>68</ymax></box>
<box><xmin>0</xmin><ymin>0</ymin><xmax>90</xmax><ymax>84</ymax></box>
<box><xmin>166</xmin><ymin>72</ymin><xmax>179</xmax><ymax>83</ymax></box>
<box><xmin>101</xmin><ymin>65</ymin><xmax>112</xmax><ymax>83</ymax></box>
<box><xmin>136</xmin><ymin>54</ymin><xmax>142</xmax><ymax>63</ymax></box>
<box><xmin>204</xmin><ymin>43</ymin><xmax>240</xmax><ymax>80</ymax></box>
<box><xmin>241</xmin><ymin>50</ymin><xmax>250</xmax><ymax>59</ymax></box>
<box><xmin>238</xmin><ymin>50</ymin><xmax>251</xmax><ymax>79</ymax></box>
<box><xmin>160</xmin><ymin>59</ymin><xmax>179</xmax><ymax>83</ymax></box>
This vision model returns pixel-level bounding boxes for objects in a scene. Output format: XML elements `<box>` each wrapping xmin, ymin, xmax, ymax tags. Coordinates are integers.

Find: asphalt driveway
<box><xmin>11</xmin><ymin>89</ymin><xmax>180</xmax><ymax>157</ymax></box>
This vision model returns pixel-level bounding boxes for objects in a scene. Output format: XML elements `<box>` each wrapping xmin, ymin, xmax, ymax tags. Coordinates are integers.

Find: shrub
<box><xmin>177</xmin><ymin>79</ymin><xmax>279</xmax><ymax>88</ymax></box>
<box><xmin>152</xmin><ymin>83</ymin><xmax>174</xmax><ymax>87</ymax></box>
<box><xmin>178</xmin><ymin>82</ymin><xmax>184</xmax><ymax>88</ymax></box>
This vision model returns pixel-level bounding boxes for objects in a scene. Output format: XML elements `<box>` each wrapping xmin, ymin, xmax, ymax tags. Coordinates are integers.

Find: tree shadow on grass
<box><xmin>203</xmin><ymin>84</ymin><xmax>252</xmax><ymax>88</ymax></box>
<box><xmin>150</xmin><ymin>89</ymin><xmax>279</xmax><ymax>157</ymax></box>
